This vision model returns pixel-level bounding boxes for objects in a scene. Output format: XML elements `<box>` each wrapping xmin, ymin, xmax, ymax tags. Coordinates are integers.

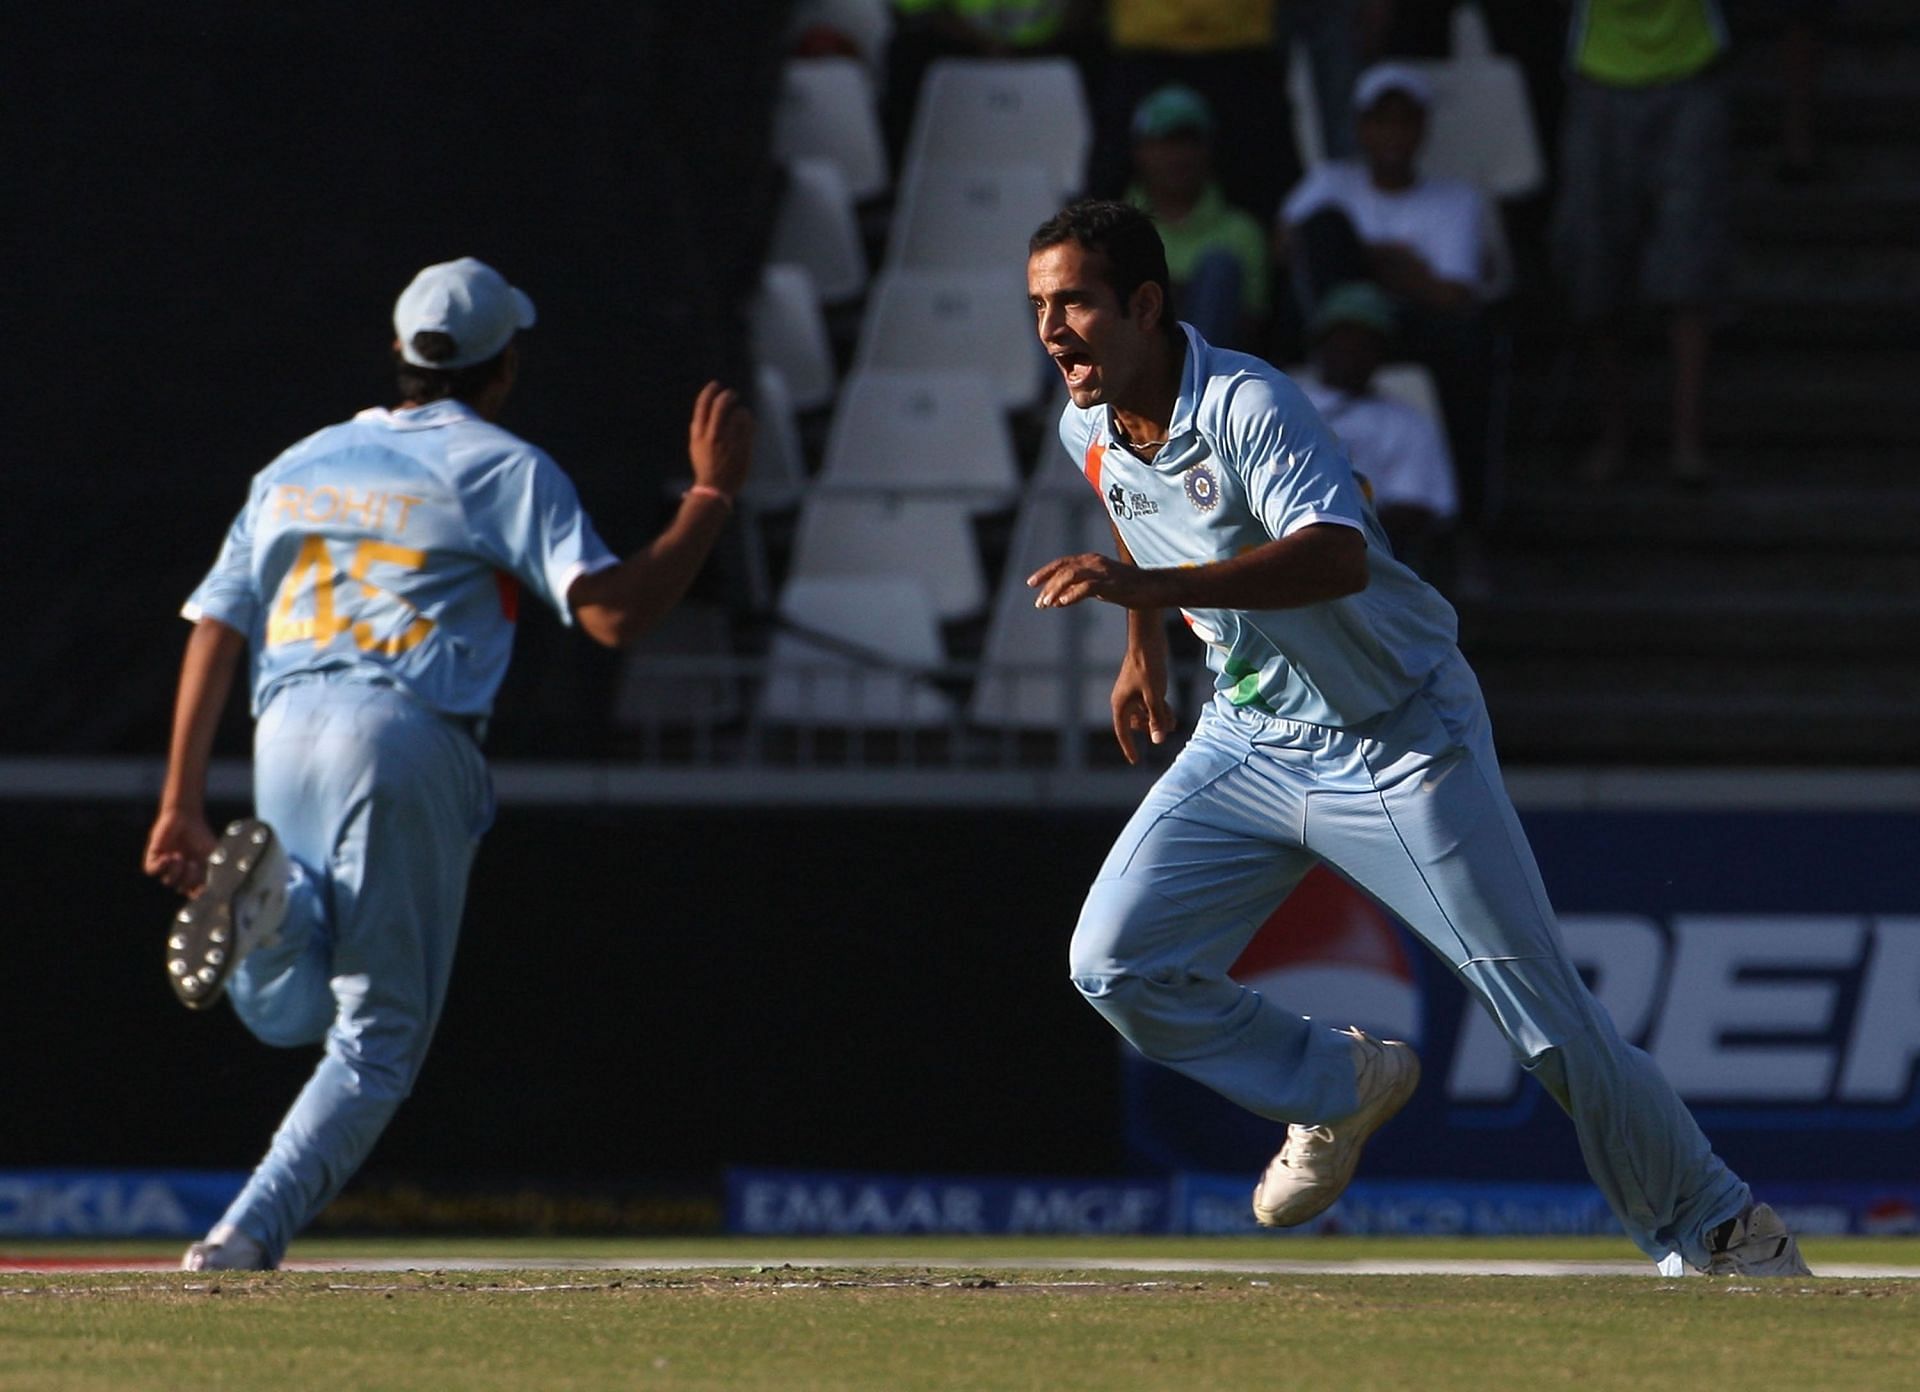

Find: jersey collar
<box><xmin>353</xmin><ymin>399</ymin><xmax>483</xmax><ymax>432</ymax></box>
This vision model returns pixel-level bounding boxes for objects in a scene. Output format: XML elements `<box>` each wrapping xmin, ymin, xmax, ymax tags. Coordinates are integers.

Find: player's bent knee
<box><xmin>1069</xmin><ymin>969</ymin><xmax>1200</xmax><ymax>1063</ymax></box>
<box><xmin>1067</xmin><ymin>880</ymin><xmax>1170</xmax><ymax>980</ymax></box>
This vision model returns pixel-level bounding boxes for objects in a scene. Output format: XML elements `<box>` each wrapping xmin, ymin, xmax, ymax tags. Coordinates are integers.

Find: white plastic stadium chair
<box><xmin>1406</xmin><ymin>55</ymin><xmax>1545</xmax><ymax>201</ymax></box>
<box><xmin>771</xmin><ymin>158</ymin><xmax>869</xmax><ymax>305</ymax></box>
<box><xmin>744</xmin><ymin>365</ymin><xmax>808</xmax><ymax>512</ymax></box>
<box><xmin>854</xmin><ymin>268</ymin><xmax>1049</xmax><ymax>411</ymax></box>
<box><xmin>971</xmin><ymin>491</ymin><xmax>1130</xmax><ymax>730</ymax></box>
<box><xmin>1287</xmin><ymin>41</ymin><xmax>1327</xmax><ymax>171</ymax></box>
<box><xmin>613</xmin><ymin>602</ymin><xmax>741</xmax><ymax>729</ymax></box>
<box><xmin>759</xmin><ymin>577</ymin><xmax>955</xmax><ymax>727</ymax></box>
<box><xmin>1372</xmin><ymin>364</ymin><xmax>1445</xmax><ymax>426</ymax></box>
<box><xmin>902</xmin><ymin>58</ymin><xmax>1091</xmax><ymax>200</ymax></box>
<box><xmin>787</xmin><ymin>492</ymin><xmax>988</xmax><ymax>622</ymax></box>
<box><xmin>772</xmin><ymin>58</ymin><xmax>890</xmax><ymax>202</ymax></box>
<box><xmin>886</xmin><ymin>160</ymin><xmax>1060</xmax><ymax>274</ymax></box>
<box><xmin>787</xmin><ymin>0</ymin><xmax>894</xmax><ymax>87</ymax></box>
<box><xmin>819</xmin><ymin>369</ymin><xmax>1021</xmax><ymax>514</ymax></box>
<box><xmin>749</xmin><ymin>263</ymin><xmax>836</xmax><ymax>413</ymax></box>
<box><xmin>1450</xmin><ymin>2</ymin><xmax>1495</xmax><ymax>58</ymax></box>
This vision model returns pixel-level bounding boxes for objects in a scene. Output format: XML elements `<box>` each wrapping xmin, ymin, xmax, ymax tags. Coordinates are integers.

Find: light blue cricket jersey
<box><xmin>1057</xmin><ymin>324</ymin><xmax>1459</xmax><ymax>728</ymax></box>
<box><xmin>185</xmin><ymin>399</ymin><xmax>618</xmax><ymax>719</ymax></box>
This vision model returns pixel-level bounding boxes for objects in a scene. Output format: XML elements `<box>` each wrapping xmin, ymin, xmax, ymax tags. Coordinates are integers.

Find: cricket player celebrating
<box><xmin>143</xmin><ymin>257</ymin><xmax>751</xmax><ymax>1270</ymax></box>
<box><xmin>1024</xmin><ymin>202</ymin><xmax>1807</xmax><ymax>1277</ymax></box>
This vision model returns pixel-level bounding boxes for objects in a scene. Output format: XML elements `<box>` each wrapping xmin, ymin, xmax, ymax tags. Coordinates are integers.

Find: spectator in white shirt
<box><xmin>1298</xmin><ymin>281</ymin><xmax>1458</xmax><ymax>579</ymax></box>
<box><xmin>1276</xmin><ymin>62</ymin><xmax>1496</xmax><ymax>532</ymax></box>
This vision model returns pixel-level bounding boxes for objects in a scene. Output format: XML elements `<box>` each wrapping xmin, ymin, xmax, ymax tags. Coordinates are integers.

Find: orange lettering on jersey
<box><xmin>303</xmin><ymin>486</ymin><xmax>341</xmax><ymax>522</ymax></box>
<box><xmin>347</xmin><ymin>540</ymin><xmax>433</xmax><ymax>656</ymax></box>
<box><xmin>267</xmin><ymin>535</ymin><xmax>351</xmax><ymax>647</ymax></box>
<box><xmin>336</xmin><ymin>488</ymin><xmax>384</xmax><ymax>528</ymax></box>
<box><xmin>271</xmin><ymin>485</ymin><xmax>307</xmax><ymax>522</ymax></box>
<box><xmin>1083</xmin><ymin>441</ymin><xmax>1105</xmax><ymax>497</ymax></box>
<box><xmin>390</xmin><ymin>495</ymin><xmax>423</xmax><ymax>534</ymax></box>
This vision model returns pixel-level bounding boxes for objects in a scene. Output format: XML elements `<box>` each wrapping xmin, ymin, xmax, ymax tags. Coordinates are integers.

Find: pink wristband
<box><xmin>684</xmin><ymin>484</ymin><xmax>734</xmax><ymax>512</ymax></box>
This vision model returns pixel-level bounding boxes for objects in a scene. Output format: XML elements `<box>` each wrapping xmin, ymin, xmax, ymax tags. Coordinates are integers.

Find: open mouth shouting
<box><xmin>1051</xmin><ymin>346</ymin><xmax>1097</xmax><ymax>396</ymax></box>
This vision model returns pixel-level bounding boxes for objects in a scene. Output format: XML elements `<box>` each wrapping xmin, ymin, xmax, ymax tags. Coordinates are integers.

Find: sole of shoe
<box><xmin>165</xmin><ymin>819</ymin><xmax>276</xmax><ymax>1011</ymax></box>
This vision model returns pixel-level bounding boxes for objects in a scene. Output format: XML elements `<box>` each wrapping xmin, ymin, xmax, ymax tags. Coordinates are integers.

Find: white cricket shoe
<box><xmin>1253</xmin><ymin>1027</ymin><xmax>1420</xmax><ymax>1228</ymax></box>
<box><xmin>180</xmin><ymin>1225</ymin><xmax>273</xmax><ymax>1272</ymax></box>
<box><xmin>1701</xmin><ymin>1203</ymin><xmax>1812</xmax><ymax>1277</ymax></box>
<box><xmin>166</xmin><ymin>819</ymin><xmax>289</xmax><ymax>1011</ymax></box>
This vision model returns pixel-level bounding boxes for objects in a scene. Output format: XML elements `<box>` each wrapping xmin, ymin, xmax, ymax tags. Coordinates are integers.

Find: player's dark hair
<box><xmin>393</xmin><ymin>331</ymin><xmax>512</xmax><ymax>405</ymax></box>
<box><xmin>1029</xmin><ymin>199</ymin><xmax>1181</xmax><ymax>343</ymax></box>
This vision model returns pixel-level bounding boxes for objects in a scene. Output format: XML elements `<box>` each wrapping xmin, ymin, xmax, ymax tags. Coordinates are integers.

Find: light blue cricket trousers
<box><xmin>1070</xmin><ymin>654</ymin><xmax>1750</xmax><ymax>1267</ymax></box>
<box><xmin>217</xmin><ymin>672</ymin><xmax>490</xmax><ymax>1262</ymax></box>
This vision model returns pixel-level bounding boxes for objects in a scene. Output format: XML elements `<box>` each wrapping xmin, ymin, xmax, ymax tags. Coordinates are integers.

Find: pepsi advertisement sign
<box><xmin>1124</xmin><ymin>810</ymin><xmax>1920</xmax><ymax>1188</ymax></box>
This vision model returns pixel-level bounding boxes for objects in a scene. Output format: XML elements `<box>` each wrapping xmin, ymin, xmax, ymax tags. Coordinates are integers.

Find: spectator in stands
<box><xmin>1092</xmin><ymin>0</ymin><xmax>1298</xmax><ymax>225</ymax></box>
<box><xmin>1299</xmin><ymin>281</ymin><xmax>1457</xmax><ymax>577</ymax></box>
<box><xmin>1277</xmin><ymin>62</ymin><xmax>1497</xmax><ymax>524</ymax></box>
<box><xmin>881</xmin><ymin>1</ymin><xmax>1099</xmax><ymax>167</ymax></box>
<box><xmin>1553</xmin><ymin>0</ymin><xmax>1730</xmax><ymax>487</ymax></box>
<box><xmin>1125</xmin><ymin>85</ymin><xmax>1269</xmax><ymax>351</ymax></box>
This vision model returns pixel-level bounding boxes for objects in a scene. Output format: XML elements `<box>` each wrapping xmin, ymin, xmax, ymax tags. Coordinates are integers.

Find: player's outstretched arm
<box><xmin>144</xmin><ymin>618</ymin><xmax>246</xmax><ymax>895</ymax></box>
<box><xmin>1028</xmin><ymin>522</ymin><xmax>1367</xmax><ymax>613</ymax></box>
<box><xmin>570</xmin><ymin>381</ymin><xmax>754</xmax><ymax>647</ymax></box>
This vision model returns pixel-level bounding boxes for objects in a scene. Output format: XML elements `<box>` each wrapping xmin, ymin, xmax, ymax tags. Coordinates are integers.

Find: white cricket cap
<box><xmin>392</xmin><ymin>257</ymin><xmax>536</xmax><ymax>370</ymax></box>
<box><xmin>1353</xmin><ymin>62</ymin><xmax>1433</xmax><ymax>113</ymax></box>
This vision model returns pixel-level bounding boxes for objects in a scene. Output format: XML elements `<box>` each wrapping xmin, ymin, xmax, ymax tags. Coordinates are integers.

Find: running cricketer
<box><xmin>142</xmin><ymin>257</ymin><xmax>752</xmax><ymax>1270</ymax></box>
<box><xmin>1023</xmin><ymin>201</ymin><xmax>1808</xmax><ymax>1277</ymax></box>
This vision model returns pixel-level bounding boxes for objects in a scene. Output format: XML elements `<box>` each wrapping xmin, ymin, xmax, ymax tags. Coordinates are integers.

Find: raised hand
<box><xmin>687</xmin><ymin>381</ymin><xmax>753</xmax><ymax>499</ymax></box>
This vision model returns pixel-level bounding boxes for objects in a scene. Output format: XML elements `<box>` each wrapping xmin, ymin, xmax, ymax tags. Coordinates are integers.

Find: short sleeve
<box><xmin>1219</xmin><ymin>374</ymin><xmax>1371</xmax><ymax>542</ymax></box>
<box><xmin>464</xmin><ymin>450</ymin><xmax>619</xmax><ymax>625</ymax></box>
<box><xmin>182</xmin><ymin>502</ymin><xmax>260</xmax><ymax>632</ymax></box>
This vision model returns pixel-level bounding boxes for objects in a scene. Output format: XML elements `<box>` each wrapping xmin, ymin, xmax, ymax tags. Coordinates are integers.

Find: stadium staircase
<box><xmin>1469</xmin><ymin>0</ymin><xmax>1920</xmax><ymax>764</ymax></box>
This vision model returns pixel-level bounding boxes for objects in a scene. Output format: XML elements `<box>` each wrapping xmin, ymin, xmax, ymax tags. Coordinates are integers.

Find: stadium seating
<box><xmin>1290</xmin><ymin>362</ymin><xmax>1447</xmax><ymax>428</ymax></box>
<box><xmin>749</xmin><ymin>262</ymin><xmax>837</xmax><ymax>412</ymax></box>
<box><xmin>1405</xmin><ymin>55</ymin><xmax>1545</xmax><ymax>201</ymax></box>
<box><xmin>745</xmin><ymin>366</ymin><xmax>808</xmax><ymax>513</ymax></box>
<box><xmin>786</xmin><ymin>0</ymin><xmax>893</xmax><ymax>87</ymax></box>
<box><xmin>772</xmin><ymin>57</ymin><xmax>890</xmax><ymax>202</ymax></box>
<box><xmin>758</xmin><ymin>576</ymin><xmax>956</xmax><ymax>726</ymax></box>
<box><xmin>901</xmin><ymin>58</ymin><xmax>1091</xmax><ymax>200</ymax></box>
<box><xmin>854</xmin><ymin>268</ymin><xmax>1049</xmax><ymax>410</ymax></box>
<box><xmin>819</xmin><ymin>369</ymin><xmax>1021</xmax><ymax>514</ymax></box>
<box><xmin>771</xmin><ymin>157</ymin><xmax>869</xmax><ymax>305</ymax></box>
<box><xmin>971</xmin><ymin>490</ymin><xmax>1131</xmax><ymax>730</ymax></box>
<box><xmin>613</xmin><ymin>601</ymin><xmax>742</xmax><ymax>731</ymax></box>
<box><xmin>886</xmin><ymin>161</ymin><xmax>1059</xmax><ymax>273</ymax></box>
<box><xmin>786</xmin><ymin>492</ymin><xmax>988</xmax><ymax>622</ymax></box>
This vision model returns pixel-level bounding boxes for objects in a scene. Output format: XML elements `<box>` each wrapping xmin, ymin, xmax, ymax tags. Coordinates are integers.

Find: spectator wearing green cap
<box><xmin>1299</xmin><ymin>281</ymin><xmax>1458</xmax><ymax>580</ymax></box>
<box><xmin>1125</xmin><ymin>85</ymin><xmax>1270</xmax><ymax>352</ymax></box>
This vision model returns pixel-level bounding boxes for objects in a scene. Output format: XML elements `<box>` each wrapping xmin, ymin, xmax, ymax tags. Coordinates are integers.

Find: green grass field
<box><xmin>5</xmin><ymin>1237</ymin><xmax>1917</xmax><ymax>1391</ymax></box>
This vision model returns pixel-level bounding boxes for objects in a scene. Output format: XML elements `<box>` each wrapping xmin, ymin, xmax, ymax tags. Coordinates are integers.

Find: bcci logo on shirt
<box><xmin>1184</xmin><ymin>463</ymin><xmax>1220</xmax><ymax>513</ymax></box>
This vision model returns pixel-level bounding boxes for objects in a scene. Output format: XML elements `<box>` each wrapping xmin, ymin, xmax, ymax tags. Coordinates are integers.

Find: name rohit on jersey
<box><xmin>270</xmin><ymin>484</ymin><xmax>423</xmax><ymax>536</ymax></box>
